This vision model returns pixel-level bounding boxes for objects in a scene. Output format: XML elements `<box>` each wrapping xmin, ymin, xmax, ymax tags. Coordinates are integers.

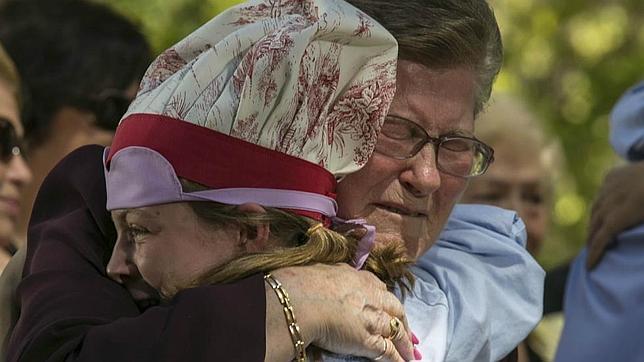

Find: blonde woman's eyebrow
<box><xmin>111</xmin><ymin>210</ymin><xmax>126</xmax><ymax>224</ymax></box>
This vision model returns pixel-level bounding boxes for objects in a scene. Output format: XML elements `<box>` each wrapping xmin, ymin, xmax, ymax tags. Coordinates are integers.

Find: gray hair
<box><xmin>346</xmin><ymin>0</ymin><xmax>503</xmax><ymax>115</ymax></box>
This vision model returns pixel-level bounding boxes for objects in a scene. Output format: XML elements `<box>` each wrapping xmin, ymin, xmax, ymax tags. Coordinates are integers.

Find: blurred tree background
<box><xmin>102</xmin><ymin>0</ymin><xmax>644</xmax><ymax>269</ymax></box>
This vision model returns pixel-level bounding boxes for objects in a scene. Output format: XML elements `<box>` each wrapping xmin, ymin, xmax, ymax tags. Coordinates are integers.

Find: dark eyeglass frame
<box><xmin>0</xmin><ymin>117</ymin><xmax>23</xmax><ymax>163</ymax></box>
<box><xmin>375</xmin><ymin>115</ymin><xmax>495</xmax><ymax>178</ymax></box>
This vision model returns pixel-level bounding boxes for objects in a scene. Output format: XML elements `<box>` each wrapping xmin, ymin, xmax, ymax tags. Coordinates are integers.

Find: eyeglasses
<box><xmin>374</xmin><ymin>115</ymin><xmax>494</xmax><ymax>177</ymax></box>
<box><xmin>0</xmin><ymin>117</ymin><xmax>23</xmax><ymax>163</ymax></box>
<box><xmin>75</xmin><ymin>89</ymin><xmax>134</xmax><ymax>131</ymax></box>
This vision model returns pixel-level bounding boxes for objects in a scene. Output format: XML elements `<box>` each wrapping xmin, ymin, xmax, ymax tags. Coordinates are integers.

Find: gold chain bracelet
<box><xmin>264</xmin><ymin>273</ymin><xmax>307</xmax><ymax>362</ymax></box>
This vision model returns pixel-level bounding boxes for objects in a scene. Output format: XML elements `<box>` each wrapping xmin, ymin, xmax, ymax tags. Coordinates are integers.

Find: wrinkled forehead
<box><xmin>391</xmin><ymin>61</ymin><xmax>477</xmax><ymax>136</ymax></box>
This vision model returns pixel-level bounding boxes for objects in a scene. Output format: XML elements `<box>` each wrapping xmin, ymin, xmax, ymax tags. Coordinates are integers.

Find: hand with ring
<box><xmin>373</xmin><ymin>317</ymin><xmax>407</xmax><ymax>361</ymax></box>
<box><xmin>270</xmin><ymin>263</ymin><xmax>416</xmax><ymax>361</ymax></box>
<box><xmin>388</xmin><ymin>317</ymin><xmax>405</xmax><ymax>341</ymax></box>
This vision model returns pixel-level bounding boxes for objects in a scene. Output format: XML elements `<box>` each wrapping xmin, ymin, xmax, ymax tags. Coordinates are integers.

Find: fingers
<box><xmin>375</xmin><ymin>286</ymin><xmax>405</xmax><ymax>317</ymax></box>
<box><xmin>587</xmin><ymin>190</ymin><xmax>644</xmax><ymax>269</ymax></box>
<box><xmin>364</xmin><ymin>308</ymin><xmax>414</xmax><ymax>361</ymax></box>
<box><xmin>586</xmin><ymin>210</ymin><xmax>637</xmax><ymax>269</ymax></box>
<box><xmin>586</xmin><ymin>162</ymin><xmax>644</xmax><ymax>269</ymax></box>
<box><xmin>365</xmin><ymin>277</ymin><xmax>415</xmax><ymax>360</ymax></box>
<box><xmin>586</xmin><ymin>227</ymin><xmax>612</xmax><ymax>269</ymax></box>
<box><xmin>370</xmin><ymin>336</ymin><xmax>405</xmax><ymax>362</ymax></box>
<box><xmin>387</xmin><ymin>317</ymin><xmax>415</xmax><ymax>362</ymax></box>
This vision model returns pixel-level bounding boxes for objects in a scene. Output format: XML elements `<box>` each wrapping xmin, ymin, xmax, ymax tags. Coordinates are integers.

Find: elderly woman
<box><xmin>0</xmin><ymin>44</ymin><xmax>31</xmax><ymax>272</ymax></box>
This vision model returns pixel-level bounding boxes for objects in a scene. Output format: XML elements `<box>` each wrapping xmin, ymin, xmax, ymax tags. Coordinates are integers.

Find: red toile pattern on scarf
<box><xmin>230</xmin><ymin>0</ymin><xmax>319</xmax><ymax>26</ymax></box>
<box><xmin>121</xmin><ymin>0</ymin><xmax>398</xmax><ymax>177</ymax></box>
<box><xmin>304</xmin><ymin>44</ymin><xmax>342</xmax><ymax>136</ymax></box>
<box><xmin>231</xmin><ymin>113</ymin><xmax>260</xmax><ymax>141</ymax></box>
<box><xmin>353</xmin><ymin>11</ymin><xmax>374</xmax><ymax>37</ymax></box>
<box><xmin>138</xmin><ymin>48</ymin><xmax>187</xmax><ymax>95</ymax></box>
<box><xmin>166</xmin><ymin>92</ymin><xmax>190</xmax><ymax>120</ymax></box>
<box><xmin>327</xmin><ymin>59</ymin><xmax>397</xmax><ymax>166</ymax></box>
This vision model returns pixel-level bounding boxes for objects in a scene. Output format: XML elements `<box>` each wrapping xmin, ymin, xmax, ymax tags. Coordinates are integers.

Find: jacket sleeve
<box><xmin>7</xmin><ymin>145</ymin><xmax>266</xmax><ymax>362</ymax></box>
<box><xmin>554</xmin><ymin>224</ymin><xmax>644</xmax><ymax>362</ymax></box>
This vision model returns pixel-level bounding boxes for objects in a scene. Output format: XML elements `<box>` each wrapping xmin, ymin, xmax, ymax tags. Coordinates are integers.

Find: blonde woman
<box><xmin>0</xmin><ymin>44</ymin><xmax>31</xmax><ymax>273</ymax></box>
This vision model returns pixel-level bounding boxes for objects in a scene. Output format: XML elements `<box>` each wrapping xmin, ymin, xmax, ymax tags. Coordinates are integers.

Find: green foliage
<box><xmin>98</xmin><ymin>0</ymin><xmax>243</xmax><ymax>52</ymax></box>
<box><xmin>106</xmin><ymin>0</ymin><xmax>643</xmax><ymax>268</ymax></box>
<box><xmin>492</xmin><ymin>0</ymin><xmax>644</xmax><ymax>268</ymax></box>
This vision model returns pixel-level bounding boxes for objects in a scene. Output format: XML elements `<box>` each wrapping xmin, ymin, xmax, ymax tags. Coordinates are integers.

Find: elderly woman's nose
<box><xmin>399</xmin><ymin>147</ymin><xmax>441</xmax><ymax>197</ymax></box>
<box><xmin>7</xmin><ymin>155</ymin><xmax>32</xmax><ymax>185</ymax></box>
<box><xmin>106</xmin><ymin>242</ymin><xmax>131</xmax><ymax>284</ymax></box>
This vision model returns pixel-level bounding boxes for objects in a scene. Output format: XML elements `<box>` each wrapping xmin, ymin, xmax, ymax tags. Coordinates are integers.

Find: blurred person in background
<box><xmin>555</xmin><ymin>81</ymin><xmax>644</xmax><ymax>362</ymax></box>
<box><xmin>460</xmin><ymin>94</ymin><xmax>561</xmax><ymax>257</ymax></box>
<box><xmin>460</xmin><ymin>94</ymin><xmax>566</xmax><ymax>362</ymax></box>
<box><xmin>0</xmin><ymin>0</ymin><xmax>152</xmax><ymax>247</ymax></box>
<box><xmin>0</xmin><ymin>43</ymin><xmax>31</xmax><ymax>273</ymax></box>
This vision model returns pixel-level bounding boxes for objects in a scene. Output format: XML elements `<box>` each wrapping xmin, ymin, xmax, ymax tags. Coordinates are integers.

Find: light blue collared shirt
<box><xmin>555</xmin><ymin>80</ymin><xmax>644</xmax><ymax>361</ymax></box>
<box><xmin>410</xmin><ymin>204</ymin><xmax>544</xmax><ymax>362</ymax></box>
<box><xmin>319</xmin><ymin>205</ymin><xmax>545</xmax><ymax>362</ymax></box>
<box><xmin>610</xmin><ymin>80</ymin><xmax>644</xmax><ymax>160</ymax></box>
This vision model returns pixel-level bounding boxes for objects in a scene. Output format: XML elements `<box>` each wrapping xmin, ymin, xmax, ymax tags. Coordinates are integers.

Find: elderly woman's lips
<box><xmin>374</xmin><ymin>203</ymin><xmax>427</xmax><ymax>217</ymax></box>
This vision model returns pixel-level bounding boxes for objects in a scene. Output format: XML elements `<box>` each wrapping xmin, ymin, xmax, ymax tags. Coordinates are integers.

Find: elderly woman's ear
<box><xmin>236</xmin><ymin>203</ymin><xmax>270</xmax><ymax>252</ymax></box>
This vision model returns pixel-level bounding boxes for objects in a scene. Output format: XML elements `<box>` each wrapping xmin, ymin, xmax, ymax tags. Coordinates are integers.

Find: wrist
<box><xmin>270</xmin><ymin>268</ymin><xmax>320</xmax><ymax>347</ymax></box>
<box><xmin>264</xmin><ymin>272</ymin><xmax>308</xmax><ymax>361</ymax></box>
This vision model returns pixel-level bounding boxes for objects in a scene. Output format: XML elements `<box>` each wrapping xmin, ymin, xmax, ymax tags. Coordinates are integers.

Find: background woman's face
<box><xmin>109</xmin><ymin>203</ymin><xmax>242</xmax><ymax>297</ymax></box>
<box><xmin>0</xmin><ymin>80</ymin><xmax>31</xmax><ymax>245</ymax></box>
<box><xmin>461</xmin><ymin>140</ymin><xmax>550</xmax><ymax>255</ymax></box>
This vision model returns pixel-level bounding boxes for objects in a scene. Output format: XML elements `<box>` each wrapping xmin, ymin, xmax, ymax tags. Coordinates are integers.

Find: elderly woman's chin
<box><xmin>368</xmin><ymin>209</ymin><xmax>438</xmax><ymax>261</ymax></box>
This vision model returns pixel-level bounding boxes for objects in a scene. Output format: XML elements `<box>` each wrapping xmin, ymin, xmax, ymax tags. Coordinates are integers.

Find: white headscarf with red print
<box><xmin>124</xmin><ymin>0</ymin><xmax>397</xmax><ymax>176</ymax></box>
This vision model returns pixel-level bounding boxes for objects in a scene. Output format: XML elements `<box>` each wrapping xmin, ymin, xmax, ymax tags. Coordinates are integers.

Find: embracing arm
<box><xmin>7</xmin><ymin>145</ymin><xmax>267</xmax><ymax>361</ymax></box>
<box><xmin>586</xmin><ymin>161</ymin><xmax>644</xmax><ymax>268</ymax></box>
<box><xmin>9</xmin><ymin>145</ymin><xmax>413</xmax><ymax>362</ymax></box>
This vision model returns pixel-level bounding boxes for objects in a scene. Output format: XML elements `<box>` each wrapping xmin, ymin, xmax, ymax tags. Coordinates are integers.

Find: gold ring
<box><xmin>389</xmin><ymin>317</ymin><xmax>403</xmax><ymax>340</ymax></box>
<box><xmin>373</xmin><ymin>337</ymin><xmax>388</xmax><ymax>361</ymax></box>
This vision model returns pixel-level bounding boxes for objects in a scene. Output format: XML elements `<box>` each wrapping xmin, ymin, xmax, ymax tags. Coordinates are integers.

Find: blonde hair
<box><xmin>0</xmin><ymin>42</ymin><xmax>21</xmax><ymax>105</ymax></box>
<box><xmin>179</xmin><ymin>180</ymin><xmax>413</xmax><ymax>297</ymax></box>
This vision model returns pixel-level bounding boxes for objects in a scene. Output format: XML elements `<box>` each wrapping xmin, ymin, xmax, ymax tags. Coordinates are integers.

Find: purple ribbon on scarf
<box><xmin>333</xmin><ymin>217</ymin><xmax>376</xmax><ymax>270</ymax></box>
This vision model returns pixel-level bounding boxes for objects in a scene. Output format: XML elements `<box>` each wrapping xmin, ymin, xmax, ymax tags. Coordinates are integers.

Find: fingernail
<box><xmin>411</xmin><ymin>332</ymin><xmax>419</xmax><ymax>345</ymax></box>
<box><xmin>414</xmin><ymin>348</ymin><xmax>422</xmax><ymax>360</ymax></box>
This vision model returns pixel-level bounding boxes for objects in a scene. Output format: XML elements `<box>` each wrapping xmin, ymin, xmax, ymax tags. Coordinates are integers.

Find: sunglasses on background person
<box><xmin>0</xmin><ymin>117</ymin><xmax>23</xmax><ymax>163</ymax></box>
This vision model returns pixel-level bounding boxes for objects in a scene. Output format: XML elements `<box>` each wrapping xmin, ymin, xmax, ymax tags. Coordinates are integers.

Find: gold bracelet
<box><xmin>264</xmin><ymin>273</ymin><xmax>307</xmax><ymax>362</ymax></box>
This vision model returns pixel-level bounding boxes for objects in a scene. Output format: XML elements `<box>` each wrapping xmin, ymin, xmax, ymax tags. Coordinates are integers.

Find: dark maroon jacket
<box><xmin>8</xmin><ymin>145</ymin><xmax>266</xmax><ymax>361</ymax></box>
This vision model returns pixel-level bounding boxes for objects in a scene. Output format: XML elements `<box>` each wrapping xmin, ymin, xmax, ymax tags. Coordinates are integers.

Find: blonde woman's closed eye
<box><xmin>126</xmin><ymin>224</ymin><xmax>150</xmax><ymax>243</ymax></box>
